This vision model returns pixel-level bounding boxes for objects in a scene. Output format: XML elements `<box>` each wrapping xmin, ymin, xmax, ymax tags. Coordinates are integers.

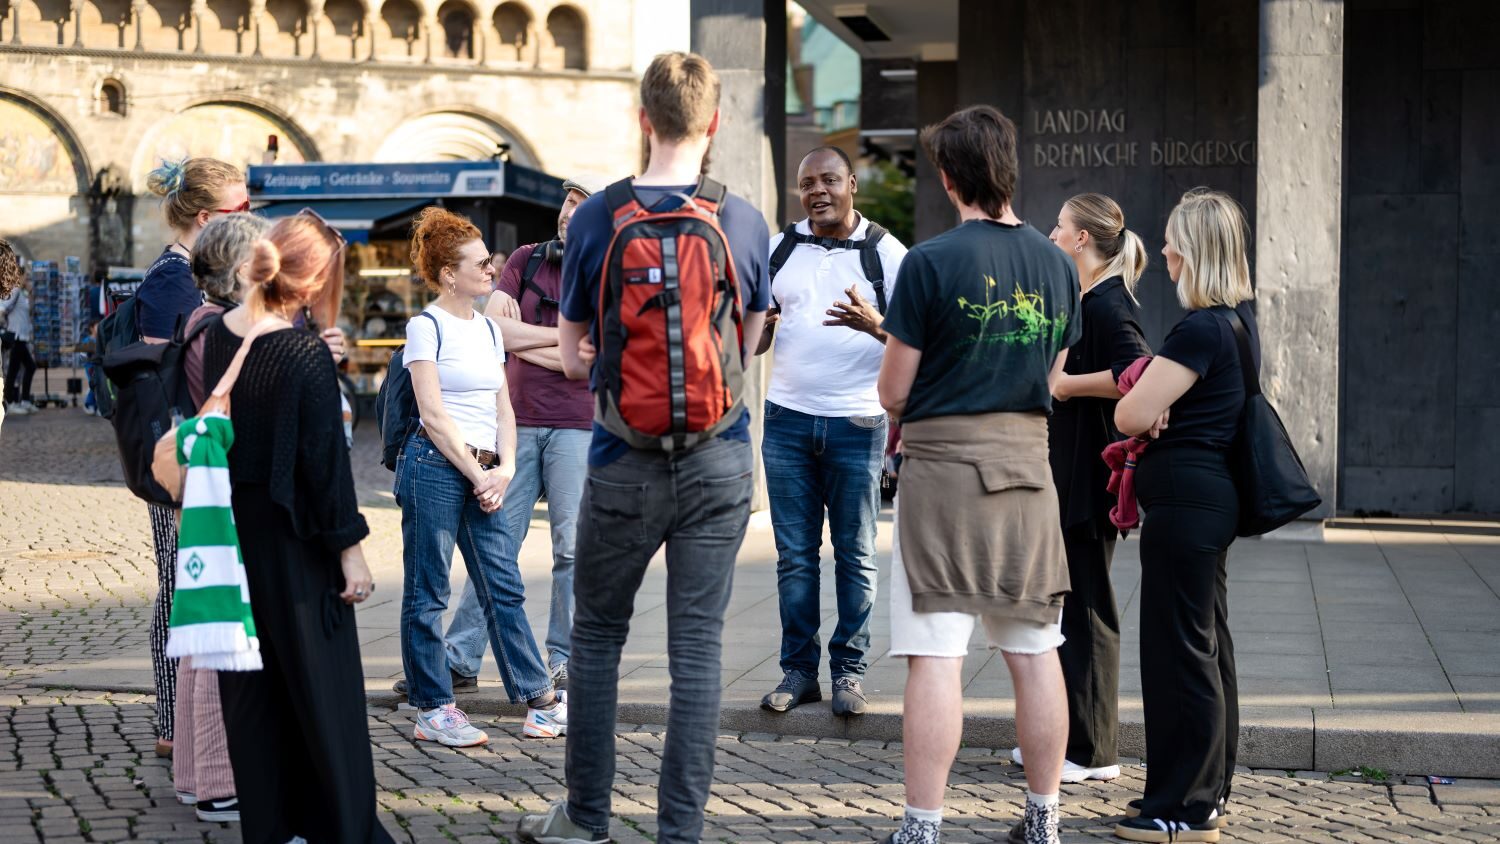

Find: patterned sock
<box><xmin>894</xmin><ymin>805</ymin><xmax>942</xmax><ymax>843</ymax></box>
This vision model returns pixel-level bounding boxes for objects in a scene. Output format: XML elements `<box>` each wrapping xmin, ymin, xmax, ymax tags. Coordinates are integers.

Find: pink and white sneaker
<box><xmin>523</xmin><ymin>698</ymin><xmax>568</xmax><ymax>739</ymax></box>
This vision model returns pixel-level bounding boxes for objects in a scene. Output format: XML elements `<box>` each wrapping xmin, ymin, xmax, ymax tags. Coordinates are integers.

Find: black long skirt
<box><xmin>218</xmin><ymin>486</ymin><xmax>395</xmax><ymax>844</ymax></box>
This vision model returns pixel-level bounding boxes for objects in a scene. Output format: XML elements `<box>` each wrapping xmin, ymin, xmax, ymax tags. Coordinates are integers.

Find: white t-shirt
<box><xmin>403</xmin><ymin>304</ymin><xmax>506</xmax><ymax>450</ymax></box>
<box><xmin>766</xmin><ymin>215</ymin><xmax>908</xmax><ymax>416</ymax></box>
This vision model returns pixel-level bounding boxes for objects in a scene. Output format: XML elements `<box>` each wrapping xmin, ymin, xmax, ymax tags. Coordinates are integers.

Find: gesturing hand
<box><xmin>824</xmin><ymin>285</ymin><xmax>883</xmax><ymax>338</ymax></box>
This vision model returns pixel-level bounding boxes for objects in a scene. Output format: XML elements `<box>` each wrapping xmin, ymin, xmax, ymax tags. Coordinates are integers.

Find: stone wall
<box><xmin>1340</xmin><ymin>0</ymin><xmax>1500</xmax><ymax>513</ymax></box>
<box><xmin>0</xmin><ymin>34</ymin><xmax>642</xmax><ymax>267</ymax></box>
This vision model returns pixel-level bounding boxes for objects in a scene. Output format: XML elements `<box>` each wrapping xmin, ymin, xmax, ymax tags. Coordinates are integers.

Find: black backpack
<box><xmin>102</xmin><ymin>312</ymin><xmax>219</xmax><ymax>506</ymax></box>
<box><xmin>518</xmin><ymin>240</ymin><xmax>562</xmax><ymax>324</ymax></box>
<box><xmin>89</xmin><ymin>293</ymin><xmax>145</xmax><ymax>420</ymax></box>
<box><xmin>767</xmin><ymin>221</ymin><xmax>890</xmax><ymax>313</ymax></box>
<box><xmin>375</xmin><ymin>312</ymin><xmax>501</xmax><ymax>470</ymax></box>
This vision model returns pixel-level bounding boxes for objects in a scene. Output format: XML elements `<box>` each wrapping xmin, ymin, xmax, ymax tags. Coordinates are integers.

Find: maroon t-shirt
<box><xmin>497</xmin><ymin>243</ymin><xmax>593</xmax><ymax>430</ymax></box>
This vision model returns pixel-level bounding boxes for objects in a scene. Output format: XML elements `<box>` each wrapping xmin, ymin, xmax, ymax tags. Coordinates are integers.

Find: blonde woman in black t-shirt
<box><xmin>1114</xmin><ymin>188</ymin><xmax>1258</xmax><ymax>843</ymax></box>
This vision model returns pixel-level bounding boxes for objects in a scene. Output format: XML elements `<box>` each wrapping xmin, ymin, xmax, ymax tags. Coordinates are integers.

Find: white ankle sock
<box><xmin>903</xmin><ymin>804</ymin><xmax>942</xmax><ymax>823</ymax></box>
<box><xmin>1027</xmin><ymin>790</ymin><xmax>1059</xmax><ymax>808</ymax></box>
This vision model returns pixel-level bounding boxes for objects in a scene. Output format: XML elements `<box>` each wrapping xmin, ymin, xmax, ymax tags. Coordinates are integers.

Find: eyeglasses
<box><xmin>215</xmin><ymin>199</ymin><xmax>252</xmax><ymax>214</ymax></box>
<box><xmin>477</xmin><ymin>253</ymin><xmax>501</xmax><ymax>271</ymax></box>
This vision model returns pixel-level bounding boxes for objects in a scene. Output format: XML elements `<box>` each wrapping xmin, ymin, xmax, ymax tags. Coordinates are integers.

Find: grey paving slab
<box><xmin>6</xmin><ymin>410</ymin><xmax>1500</xmax><ymax>778</ymax></box>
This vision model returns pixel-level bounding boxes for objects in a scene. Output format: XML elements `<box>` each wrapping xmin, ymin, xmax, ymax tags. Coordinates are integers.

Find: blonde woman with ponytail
<box><xmin>199</xmin><ymin>212</ymin><xmax>393</xmax><ymax>844</ymax></box>
<box><xmin>1012</xmin><ymin>193</ymin><xmax>1150</xmax><ymax>785</ymax></box>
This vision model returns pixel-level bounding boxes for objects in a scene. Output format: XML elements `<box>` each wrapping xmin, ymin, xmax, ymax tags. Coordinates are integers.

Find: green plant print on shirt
<box><xmin>956</xmin><ymin>276</ymin><xmax>1070</xmax><ymax>356</ymax></box>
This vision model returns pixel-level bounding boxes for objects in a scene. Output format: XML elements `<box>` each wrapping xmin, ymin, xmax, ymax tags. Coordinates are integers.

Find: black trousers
<box><xmin>4</xmin><ymin>339</ymin><xmax>35</xmax><ymax>403</ymax></box>
<box><xmin>1058</xmin><ymin>526</ymin><xmax>1120</xmax><ymax>768</ymax></box>
<box><xmin>1135</xmin><ymin>446</ymin><xmax>1239</xmax><ymax>823</ymax></box>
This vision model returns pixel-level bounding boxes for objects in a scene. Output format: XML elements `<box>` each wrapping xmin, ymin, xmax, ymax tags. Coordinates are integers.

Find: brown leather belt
<box><xmin>414</xmin><ymin>424</ymin><xmax>500</xmax><ymax>469</ymax></box>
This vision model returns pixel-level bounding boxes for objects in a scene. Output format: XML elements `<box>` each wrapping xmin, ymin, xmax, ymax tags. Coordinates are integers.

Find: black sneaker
<box><xmin>760</xmin><ymin>671</ymin><xmax>821</xmax><ymax>713</ymax></box>
<box><xmin>393</xmin><ymin>670</ymin><xmax>479</xmax><ymax>697</ymax></box>
<box><xmin>196</xmin><ymin>796</ymin><xmax>240</xmax><ymax>823</ymax></box>
<box><xmin>1125</xmin><ymin>799</ymin><xmax>1227</xmax><ymax>828</ymax></box>
<box><xmin>1006</xmin><ymin>800</ymin><xmax>1060</xmax><ymax>844</ymax></box>
<box><xmin>831</xmin><ymin>676</ymin><xmax>868</xmax><ymax>716</ymax></box>
<box><xmin>1114</xmin><ymin>815</ymin><xmax>1219</xmax><ymax>842</ymax></box>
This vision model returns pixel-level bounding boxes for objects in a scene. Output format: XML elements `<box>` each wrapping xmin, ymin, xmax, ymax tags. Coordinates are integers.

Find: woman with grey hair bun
<box><xmin>169</xmin><ymin>212</ymin><xmax>271</xmax><ymax>824</ymax></box>
<box><xmin>183</xmin><ymin>213</ymin><xmax>273</xmax><ymax>408</ymax></box>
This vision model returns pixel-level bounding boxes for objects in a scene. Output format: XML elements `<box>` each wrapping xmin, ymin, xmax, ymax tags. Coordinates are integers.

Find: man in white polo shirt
<box><xmin>755</xmin><ymin>145</ymin><xmax>907</xmax><ymax>717</ymax></box>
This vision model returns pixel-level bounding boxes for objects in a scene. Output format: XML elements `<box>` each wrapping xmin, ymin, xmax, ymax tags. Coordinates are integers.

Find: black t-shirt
<box><xmin>883</xmin><ymin>219</ymin><xmax>1081</xmax><ymax>423</ymax></box>
<box><xmin>1049</xmin><ymin>276</ymin><xmax>1152</xmax><ymax>532</ymax></box>
<box><xmin>1154</xmin><ymin>303</ymin><xmax>1260</xmax><ymax>450</ymax></box>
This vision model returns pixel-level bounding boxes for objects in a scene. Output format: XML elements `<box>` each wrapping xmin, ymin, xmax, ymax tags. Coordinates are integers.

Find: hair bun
<box><xmin>247</xmin><ymin>238</ymin><xmax>282</xmax><ymax>287</ymax></box>
<box><xmin>146</xmin><ymin>158</ymin><xmax>188</xmax><ymax>198</ymax></box>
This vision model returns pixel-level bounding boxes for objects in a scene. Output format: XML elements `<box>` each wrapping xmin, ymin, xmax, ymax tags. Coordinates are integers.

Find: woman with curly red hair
<box><xmin>395</xmin><ymin>207</ymin><xmax>564</xmax><ymax>748</ymax></box>
<box><xmin>199</xmin><ymin>211</ymin><xmax>392</xmax><ymax>844</ymax></box>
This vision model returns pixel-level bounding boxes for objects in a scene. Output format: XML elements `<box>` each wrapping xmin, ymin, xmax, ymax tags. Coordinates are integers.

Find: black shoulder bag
<box><xmin>1220</xmin><ymin>308</ymin><xmax>1322</xmax><ymax>536</ymax></box>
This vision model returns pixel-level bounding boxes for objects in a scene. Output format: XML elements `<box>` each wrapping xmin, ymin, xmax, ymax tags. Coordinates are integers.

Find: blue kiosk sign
<box><xmin>248</xmin><ymin>160</ymin><xmax>565</xmax><ymax>207</ymax></box>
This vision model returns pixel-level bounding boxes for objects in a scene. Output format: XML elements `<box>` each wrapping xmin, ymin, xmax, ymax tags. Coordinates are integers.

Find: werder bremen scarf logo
<box><xmin>185</xmin><ymin>553</ymin><xmax>206</xmax><ymax>581</ymax></box>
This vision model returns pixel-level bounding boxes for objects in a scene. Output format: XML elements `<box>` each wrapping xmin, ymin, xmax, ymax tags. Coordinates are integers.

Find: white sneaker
<box><xmin>1009</xmin><ymin>747</ymin><xmax>1121</xmax><ymax>782</ymax></box>
<box><xmin>19</xmin><ymin>401</ymin><xmax>38</xmax><ymax>413</ymax></box>
<box><xmin>6</xmin><ymin>402</ymin><xmax>31</xmax><ymax>416</ymax></box>
<box><xmin>523</xmin><ymin>698</ymin><xmax>568</xmax><ymax>739</ymax></box>
<box><xmin>413</xmin><ymin>705</ymin><xmax>488</xmax><ymax>747</ymax></box>
<box><xmin>175</xmin><ymin>790</ymin><xmax>196</xmax><ymax>806</ymax></box>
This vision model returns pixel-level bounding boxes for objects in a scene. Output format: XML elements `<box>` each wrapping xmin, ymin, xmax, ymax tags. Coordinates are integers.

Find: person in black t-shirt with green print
<box><xmin>877</xmin><ymin>105</ymin><xmax>1081</xmax><ymax>844</ymax></box>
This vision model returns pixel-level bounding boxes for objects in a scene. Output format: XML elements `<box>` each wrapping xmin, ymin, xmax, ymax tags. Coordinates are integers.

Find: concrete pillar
<box><xmin>914</xmin><ymin>60</ymin><xmax>956</xmax><ymax>243</ymax></box>
<box><xmin>1255</xmin><ymin>0</ymin><xmax>1343</xmax><ymax>523</ymax></box>
<box><xmin>690</xmin><ymin>0</ymin><xmax>786</xmax><ymax>512</ymax></box>
<box><xmin>956</xmin><ymin>0</ymin><xmax>1022</xmax><ymax>114</ymax></box>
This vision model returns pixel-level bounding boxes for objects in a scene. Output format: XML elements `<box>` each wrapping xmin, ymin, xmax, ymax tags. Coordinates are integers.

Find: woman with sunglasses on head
<box><xmin>138</xmin><ymin>156</ymin><xmax>247</xmax><ymax>758</ymax></box>
<box><xmin>200</xmin><ymin>211</ymin><xmax>391</xmax><ymax>844</ymax></box>
<box><xmin>395</xmin><ymin>207</ymin><xmax>564</xmax><ymax>749</ymax></box>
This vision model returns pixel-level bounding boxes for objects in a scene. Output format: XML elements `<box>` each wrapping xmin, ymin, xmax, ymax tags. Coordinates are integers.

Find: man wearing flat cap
<box><xmin>395</xmin><ymin>175</ymin><xmax>608</xmax><ymax>699</ymax></box>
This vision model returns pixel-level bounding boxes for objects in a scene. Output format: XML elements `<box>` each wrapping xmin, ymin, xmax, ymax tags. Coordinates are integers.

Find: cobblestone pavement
<box><xmin>2</xmin><ymin>686</ymin><xmax>1499</xmax><ymax>844</ymax></box>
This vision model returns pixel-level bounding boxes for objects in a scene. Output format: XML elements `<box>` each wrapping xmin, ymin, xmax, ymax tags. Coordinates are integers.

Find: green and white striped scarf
<box><xmin>165</xmin><ymin>411</ymin><xmax>262</xmax><ymax>671</ymax></box>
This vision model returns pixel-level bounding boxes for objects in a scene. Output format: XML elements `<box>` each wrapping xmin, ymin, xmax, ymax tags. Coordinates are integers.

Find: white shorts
<box><xmin>888</xmin><ymin>501</ymin><xmax>1065</xmax><ymax>657</ymax></box>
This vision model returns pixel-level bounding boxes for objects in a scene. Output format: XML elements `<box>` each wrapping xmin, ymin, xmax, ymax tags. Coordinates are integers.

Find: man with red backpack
<box><xmin>515</xmin><ymin>51</ymin><xmax>769</xmax><ymax>844</ymax></box>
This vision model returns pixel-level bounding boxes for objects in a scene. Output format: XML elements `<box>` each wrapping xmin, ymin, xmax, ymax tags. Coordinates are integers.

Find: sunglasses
<box><xmin>215</xmin><ymin>199</ymin><xmax>252</xmax><ymax>214</ymax></box>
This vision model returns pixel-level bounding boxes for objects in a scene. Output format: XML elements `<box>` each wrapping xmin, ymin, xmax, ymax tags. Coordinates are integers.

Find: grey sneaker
<box><xmin>413</xmin><ymin>705</ymin><xmax>488</xmax><ymax>748</ymax></box>
<box><xmin>760</xmin><ymin>671</ymin><xmax>821</xmax><ymax>713</ymax></box>
<box><xmin>516</xmin><ymin>802</ymin><xmax>608</xmax><ymax>844</ymax></box>
<box><xmin>1006</xmin><ymin>800</ymin><xmax>1060</xmax><ymax>844</ymax></box>
<box><xmin>550</xmin><ymin>662</ymin><xmax>568</xmax><ymax>692</ymax></box>
<box><xmin>831</xmin><ymin>676</ymin><xmax>867</xmax><ymax>716</ymax></box>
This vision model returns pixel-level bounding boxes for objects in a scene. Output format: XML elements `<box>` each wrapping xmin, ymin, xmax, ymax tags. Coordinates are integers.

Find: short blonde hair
<box><xmin>1166</xmin><ymin>188</ymin><xmax>1253</xmax><ymax>310</ymax></box>
<box><xmin>640</xmin><ymin>52</ymin><xmax>720</xmax><ymax>142</ymax></box>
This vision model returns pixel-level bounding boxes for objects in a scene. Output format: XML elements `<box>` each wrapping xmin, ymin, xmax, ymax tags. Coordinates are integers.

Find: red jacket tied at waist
<box><xmin>1102</xmin><ymin>356</ymin><xmax>1153</xmax><ymax>530</ymax></box>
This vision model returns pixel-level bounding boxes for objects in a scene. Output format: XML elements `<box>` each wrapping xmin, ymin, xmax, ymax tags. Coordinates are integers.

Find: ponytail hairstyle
<box><xmin>409</xmin><ymin>206</ymin><xmax>482</xmax><ymax>293</ymax></box>
<box><xmin>1166</xmin><ymin>188</ymin><xmax>1253</xmax><ymax>311</ymax></box>
<box><xmin>1063</xmin><ymin>192</ymin><xmax>1148</xmax><ymax>301</ymax></box>
<box><xmin>146</xmin><ymin>157</ymin><xmax>244</xmax><ymax>233</ymax></box>
<box><xmin>242</xmin><ymin>213</ymin><xmax>346</xmax><ymax>328</ymax></box>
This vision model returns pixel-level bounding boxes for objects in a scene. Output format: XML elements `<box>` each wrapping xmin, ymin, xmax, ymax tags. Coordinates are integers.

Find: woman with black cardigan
<box><xmin>1113</xmin><ymin>189</ymin><xmax>1258</xmax><ymax>843</ymax></box>
<box><xmin>1010</xmin><ymin>194</ymin><xmax>1150</xmax><ymax>785</ymax></box>
<box><xmin>201</xmin><ymin>212</ymin><xmax>393</xmax><ymax>844</ymax></box>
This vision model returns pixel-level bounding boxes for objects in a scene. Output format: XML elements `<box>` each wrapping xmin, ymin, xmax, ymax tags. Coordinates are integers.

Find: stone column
<box><xmin>914</xmin><ymin>60</ymin><xmax>956</xmax><ymax>243</ymax></box>
<box><xmin>72</xmin><ymin>0</ymin><xmax>83</xmax><ymax>47</ymax></box>
<box><xmin>307</xmin><ymin>0</ymin><xmax>323</xmax><ymax>57</ymax></box>
<box><xmin>250</xmin><ymin>0</ymin><xmax>265</xmax><ymax>55</ymax></box>
<box><xmin>1255</xmin><ymin>0</ymin><xmax>1344</xmax><ymax>526</ymax></box>
<box><xmin>691</xmin><ymin>0</ymin><xmax>786</xmax><ymax>511</ymax></box>
<box><xmin>422</xmin><ymin>14</ymin><xmax>434</xmax><ymax>62</ymax></box>
<box><xmin>364</xmin><ymin>12</ymin><xmax>377</xmax><ymax>60</ymax></box>
<box><xmin>191</xmin><ymin>0</ymin><xmax>206</xmax><ymax>52</ymax></box>
<box><xmin>132</xmin><ymin>0</ymin><xmax>145</xmax><ymax>49</ymax></box>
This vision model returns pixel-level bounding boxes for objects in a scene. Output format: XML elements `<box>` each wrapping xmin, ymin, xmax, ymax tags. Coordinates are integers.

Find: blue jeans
<box><xmin>565</xmin><ymin>437</ymin><xmax>753</xmax><ymax>844</ymax></box>
<box><xmin>395</xmin><ymin>434</ymin><xmax>551</xmax><ymax>709</ymax></box>
<box><xmin>443</xmin><ymin>426</ymin><xmax>589</xmax><ymax>676</ymax></box>
<box><xmin>762</xmin><ymin>400</ymin><xmax>885</xmax><ymax>680</ymax></box>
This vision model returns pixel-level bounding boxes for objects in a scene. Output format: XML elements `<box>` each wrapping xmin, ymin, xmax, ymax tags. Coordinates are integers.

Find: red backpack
<box><xmin>595</xmin><ymin>177</ymin><xmax>745</xmax><ymax>452</ymax></box>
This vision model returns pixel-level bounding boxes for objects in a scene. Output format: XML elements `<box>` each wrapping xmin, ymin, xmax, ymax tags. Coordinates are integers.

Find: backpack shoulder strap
<box><xmin>604</xmin><ymin>179</ymin><xmax>643</xmax><ymax>230</ymax></box>
<box><xmin>858</xmin><ymin>223</ymin><xmax>888</xmax><ymax>315</ymax></box>
<box><xmin>519</xmin><ymin>242</ymin><xmax>556</xmax><ymax>316</ymax></box>
<box><xmin>692</xmin><ymin>177</ymin><xmax>728</xmax><ymax>215</ymax></box>
<box><xmin>417</xmin><ymin>310</ymin><xmax>441</xmax><ymax>361</ymax></box>
<box><xmin>768</xmin><ymin>224</ymin><xmax>800</xmax><ymax>283</ymax></box>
